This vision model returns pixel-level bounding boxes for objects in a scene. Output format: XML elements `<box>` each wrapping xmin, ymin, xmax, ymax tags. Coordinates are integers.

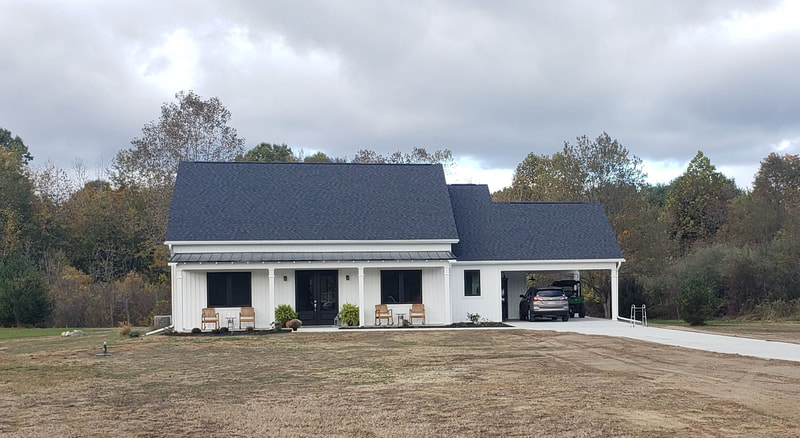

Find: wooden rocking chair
<box><xmin>409</xmin><ymin>303</ymin><xmax>425</xmax><ymax>325</ymax></box>
<box><xmin>201</xmin><ymin>307</ymin><xmax>219</xmax><ymax>330</ymax></box>
<box><xmin>375</xmin><ymin>304</ymin><xmax>393</xmax><ymax>325</ymax></box>
<box><xmin>239</xmin><ymin>306</ymin><xmax>255</xmax><ymax>329</ymax></box>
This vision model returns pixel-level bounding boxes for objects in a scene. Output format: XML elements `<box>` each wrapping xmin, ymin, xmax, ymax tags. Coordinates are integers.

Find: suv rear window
<box><xmin>535</xmin><ymin>289</ymin><xmax>563</xmax><ymax>298</ymax></box>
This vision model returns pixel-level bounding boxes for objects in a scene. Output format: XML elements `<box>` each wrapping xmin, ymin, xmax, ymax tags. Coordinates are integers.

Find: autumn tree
<box><xmin>113</xmin><ymin>91</ymin><xmax>246</xmax><ymax>189</ymax></box>
<box><xmin>665</xmin><ymin>151</ymin><xmax>739</xmax><ymax>252</ymax></box>
<box><xmin>304</xmin><ymin>151</ymin><xmax>333</xmax><ymax>163</ymax></box>
<box><xmin>112</xmin><ymin>91</ymin><xmax>245</xmax><ymax>245</ymax></box>
<box><xmin>0</xmin><ymin>128</ymin><xmax>41</xmax><ymax>261</ymax></box>
<box><xmin>60</xmin><ymin>181</ymin><xmax>150</xmax><ymax>283</ymax></box>
<box><xmin>352</xmin><ymin>147</ymin><xmax>454</xmax><ymax>167</ymax></box>
<box><xmin>237</xmin><ymin>143</ymin><xmax>297</xmax><ymax>162</ymax></box>
<box><xmin>494</xmin><ymin>133</ymin><xmax>662</xmax><ymax>318</ymax></box>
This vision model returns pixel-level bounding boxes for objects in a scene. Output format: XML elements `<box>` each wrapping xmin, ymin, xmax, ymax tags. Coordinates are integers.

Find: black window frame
<box><xmin>380</xmin><ymin>270</ymin><xmax>422</xmax><ymax>304</ymax></box>
<box><xmin>464</xmin><ymin>270</ymin><xmax>481</xmax><ymax>296</ymax></box>
<box><xmin>207</xmin><ymin>272</ymin><xmax>252</xmax><ymax>307</ymax></box>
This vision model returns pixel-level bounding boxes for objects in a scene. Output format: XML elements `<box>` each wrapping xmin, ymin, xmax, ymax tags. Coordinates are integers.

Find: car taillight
<box><xmin>533</xmin><ymin>297</ymin><xmax>541</xmax><ymax>302</ymax></box>
<box><xmin>561</xmin><ymin>297</ymin><xmax>568</xmax><ymax>301</ymax></box>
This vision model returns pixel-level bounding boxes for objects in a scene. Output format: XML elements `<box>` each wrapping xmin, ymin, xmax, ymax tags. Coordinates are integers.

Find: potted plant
<box><xmin>338</xmin><ymin>303</ymin><xmax>360</xmax><ymax>327</ymax></box>
<box><xmin>286</xmin><ymin>318</ymin><xmax>302</xmax><ymax>331</ymax></box>
<box><xmin>274</xmin><ymin>304</ymin><xmax>298</xmax><ymax>330</ymax></box>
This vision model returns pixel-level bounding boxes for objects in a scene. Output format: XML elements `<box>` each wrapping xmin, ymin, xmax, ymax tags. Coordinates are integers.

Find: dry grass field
<box><xmin>1</xmin><ymin>327</ymin><xmax>799</xmax><ymax>437</ymax></box>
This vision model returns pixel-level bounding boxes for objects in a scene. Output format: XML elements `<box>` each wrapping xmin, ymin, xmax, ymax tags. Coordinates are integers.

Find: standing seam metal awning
<box><xmin>169</xmin><ymin>251</ymin><xmax>456</xmax><ymax>263</ymax></box>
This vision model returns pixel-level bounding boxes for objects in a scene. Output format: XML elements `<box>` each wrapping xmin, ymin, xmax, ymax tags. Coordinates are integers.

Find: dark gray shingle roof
<box><xmin>448</xmin><ymin>184</ymin><xmax>623</xmax><ymax>261</ymax></box>
<box><xmin>166</xmin><ymin>162</ymin><xmax>459</xmax><ymax>241</ymax></box>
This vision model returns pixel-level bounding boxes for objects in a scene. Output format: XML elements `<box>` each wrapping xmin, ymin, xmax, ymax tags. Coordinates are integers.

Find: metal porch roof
<box><xmin>170</xmin><ymin>251</ymin><xmax>456</xmax><ymax>263</ymax></box>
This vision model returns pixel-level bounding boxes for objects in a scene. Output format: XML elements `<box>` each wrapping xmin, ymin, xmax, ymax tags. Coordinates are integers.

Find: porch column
<box><xmin>443</xmin><ymin>264</ymin><xmax>452</xmax><ymax>324</ymax></box>
<box><xmin>358</xmin><ymin>266</ymin><xmax>365</xmax><ymax>327</ymax></box>
<box><xmin>611</xmin><ymin>264</ymin><xmax>619</xmax><ymax>321</ymax></box>
<box><xmin>173</xmin><ymin>265</ymin><xmax>183</xmax><ymax>331</ymax></box>
<box><xmin>268</xmin><ymin>268</ymin><xmax>275</xmax><ymax>327</ymax></box>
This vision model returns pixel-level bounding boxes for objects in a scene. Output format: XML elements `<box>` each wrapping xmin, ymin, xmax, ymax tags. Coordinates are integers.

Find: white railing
<box><xmin>629</xmin><ymin>304</ymin><xmax>647</xmax><ymax>327</ymax></box>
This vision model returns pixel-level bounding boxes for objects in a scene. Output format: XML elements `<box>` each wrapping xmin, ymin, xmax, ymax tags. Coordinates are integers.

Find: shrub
<box><xmin>0</xmin><ymin>253</ymin><xmax>51</xmax><ymax>326</ymax></box>
<box><xmin>338</xmin><ymin>303</ymin><xmax>360</xmax><ymax>326</ymax></box>
<box><xmin>274</xmin><ymin>305</ymin><xmax>298</xmax><ymax>328</ymax></box>
<box><xmin>191</xmin><ymin>327</ymin><xmax>201</xmax><ymax>334</ymax></box>
<box><xmin>287</xmin><ymin>318</ymin><xmax>302</xmax><ymax>330</ymax></box>
<box><xmin>118</xmin><ymin>324</ymin><xmax>132</xmax><ymax>337</ymax></box>
<box><xmin>245</xmin><ymin>326</ymin><xmax>254</xmax><ymax>332</ymax></box>
<box><xmin>467</xmin><ymin>312</ymin><xmax>481</xmax><ymax>324</ymax></box>
<box><xmin>219</xmin><ymin>327</ymin><xmax>229</xmax><ymax>333</ymax></box>
<box><xmin>129</xmin><ymin>330</ymin><xmax>141</xmax><ymax>338</ymax></box>
<box><xmin>679</xmin><ymin>277</ymin><xmax>721</xmax><ymax>326</ymax></box>
<box><xmin>754</xmin><ymin>298</ymin><xmax>800</xmax><ymax>320</ymax></box>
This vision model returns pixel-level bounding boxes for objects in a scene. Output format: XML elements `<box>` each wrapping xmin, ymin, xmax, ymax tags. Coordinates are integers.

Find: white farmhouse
<box><xmin>165</xmin><ymin>162</ymin><xmax>624</xmax><ymax>331</ymax></box>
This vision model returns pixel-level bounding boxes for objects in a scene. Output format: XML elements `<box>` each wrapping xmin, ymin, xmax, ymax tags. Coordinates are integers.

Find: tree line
<box><xmin>494</xmin><ymin>134</ymin><xmax>800</xmax><ymax>323</ymax></box>
<box><xmin>1</xmin><ymin>90</ymin><xmax>798</xmax><ymax>327</ymax></box>
<box><xmin>0</xmin><ymin>91</ymin><xmax>454</xmax><ymax>327</ymax></box>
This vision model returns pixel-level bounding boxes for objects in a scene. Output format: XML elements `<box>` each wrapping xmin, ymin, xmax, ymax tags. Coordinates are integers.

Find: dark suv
<box><xmin>519</xmin><ymin>287</ymin><xmax>570</xmax><ymax>321</ymax></box>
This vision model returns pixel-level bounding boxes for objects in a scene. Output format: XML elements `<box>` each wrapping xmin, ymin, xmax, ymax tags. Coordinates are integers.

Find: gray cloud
<box><xmin>1</xmin><ymin>0</ymin><xmax>797</xmax><ymax>187</ymax></box>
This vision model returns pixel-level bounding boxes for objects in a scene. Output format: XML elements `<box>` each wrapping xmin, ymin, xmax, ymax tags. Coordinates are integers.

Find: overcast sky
<box><xmin>2</xmin><ymin>1</ymin><xmax>799</xmax><ymax>190</ymax></box>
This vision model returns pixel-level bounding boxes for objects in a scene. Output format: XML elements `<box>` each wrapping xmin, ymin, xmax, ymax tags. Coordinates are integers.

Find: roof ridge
<box><xmin>501</xmin><ymin>201</ymin><xmax>595</xmax><ymax>205</ymax></box>
<box><xmin>183</xmin><ymin>161</ymin><xmax>440</xmax><ymax>167</ymax></box>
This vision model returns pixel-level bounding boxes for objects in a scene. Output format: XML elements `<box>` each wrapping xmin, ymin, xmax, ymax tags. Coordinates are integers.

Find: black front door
<box><xmin>295</xmin><ymin>270</ymin><xmax>338</xmax><ymax>325</ymax></box>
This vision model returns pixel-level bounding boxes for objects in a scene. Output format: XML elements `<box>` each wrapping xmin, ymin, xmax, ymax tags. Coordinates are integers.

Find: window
<box><xmin>381</xmin><ymin>270</ymin><xmax>422</xmax><ymax>304</ymax></box>
<box><xmin>464</xmin><ymin>270</ymin><xmax>481</xmax><ymax>296</ymax></box>
<box><xmin>207</xmin><ymin>272</ymin><xmax>252</xmax><ymax>307</ymax></box>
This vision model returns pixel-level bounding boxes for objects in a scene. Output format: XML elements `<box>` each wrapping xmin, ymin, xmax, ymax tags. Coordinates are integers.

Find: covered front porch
<box><xmin>169</xmin><ymin>253</ymin><xmax>454</xmax><ymax>332</ymax></box>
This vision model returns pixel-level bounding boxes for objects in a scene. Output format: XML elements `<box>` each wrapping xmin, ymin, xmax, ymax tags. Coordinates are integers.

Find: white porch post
<box><xmin>172</xmin><ymin>265</ymin><xmax>182</xmax><ymax>331</ymax></box>
<box><xmin>358</xmin><ymin>266</ymin><xmax>365</xmax><ymax>326</ymax></box>
<box><xmin>443</xmin><ymin>264</ymin><xmax>452</xmax><ymax>324</ymax></box>
<box><xmin>611</xmin><ymin>264</ymin><xmax>619</xmax><ymax>321</ymax></box>
<box><xmin>268</xmin><ymin>268</ymin><xmax>275</xmax><ymax>327</ymax></box>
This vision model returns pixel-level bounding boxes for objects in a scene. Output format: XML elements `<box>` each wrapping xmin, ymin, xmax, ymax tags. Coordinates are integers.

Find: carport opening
<box><xmin>501</xmin><ymin>270</ymin><xmax>613</xmax><ymax>321</ymax></box>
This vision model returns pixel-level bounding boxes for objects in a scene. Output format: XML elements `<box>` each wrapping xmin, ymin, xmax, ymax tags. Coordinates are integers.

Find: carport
<box><xmin>499</xmin><ymin>261</ymin><xmax>623</xmax><ymax>321</ymax></box>
<box><xmin>448</xmin><ymin>184</ymin><xmax>625</xmax><ymax>324</ymax></box>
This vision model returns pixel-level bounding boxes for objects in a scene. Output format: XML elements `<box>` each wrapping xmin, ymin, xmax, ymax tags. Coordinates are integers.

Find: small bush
<box><xmin>679</xmin><ymin>277</ymin><xmax>721</xmax><ymax>326</ymax></box>
<box><xmin>211</xmin><ymin>328</ymin><xmax>221</xmax><ymax>334</ymax></box>
<box><xmin>219</xmin><ymin>327</ymin><xmax>229</xmax><ymax>333</ymax></box>
<box><xmin>467</xmin><ymin>312</ymin><xmax>481</xmax><ymax>325</ymax></box>
<box><xmin>129</xmin><ymin>330</ymin><xmax>141</xmax><ymax>338</ymax></box>
<box><xmin>245</xmin><ymin>326</ymin><xmax>254</xmax><ymax>332</ymax></box>
<box><xmin>275</xmin><ymin>305</ymin><xmax>298</xmax><ymax>328</ymax></box>
<box><xmin>287</xmin><ymin>319</ymin><xmax>302</xmax><ymax>330</ymax></box>
<box><xmin>191</xmin><ymin>327</ymin><xmax>201</xmax><ymax>334</ymax></box>
<box><xmin>118</xmin><ymin>325</ymin><xmax>132</xmax><ymax>337</ymax></box>
<box><xmin>338</xmin><ymin>303</ymin><xmax>360</xmax><ymax>326</ymax></box>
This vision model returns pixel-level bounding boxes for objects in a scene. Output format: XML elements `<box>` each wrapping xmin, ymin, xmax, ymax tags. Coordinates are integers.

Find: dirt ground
<box><xmin>1</xmin><ymin>328</ymin><xmax>799</xmax><ymax>437</ymax></box>
<box><xmin>655</xmin><ymin>321</ymin><xmax>800</xmax><ymax>345</ymax></box>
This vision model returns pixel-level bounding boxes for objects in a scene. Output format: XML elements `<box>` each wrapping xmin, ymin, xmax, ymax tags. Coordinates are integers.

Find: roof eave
<box><xmin>165</xmin><ymin>238</ymin><xmax>460</xmax><ymax>246</ymax></box>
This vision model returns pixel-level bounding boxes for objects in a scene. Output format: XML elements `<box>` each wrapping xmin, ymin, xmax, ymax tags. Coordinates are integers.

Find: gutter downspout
<box><xmin>145</xmin><ymin>325</ymin><xmax>174</xmax><ymax>336</ymax></box>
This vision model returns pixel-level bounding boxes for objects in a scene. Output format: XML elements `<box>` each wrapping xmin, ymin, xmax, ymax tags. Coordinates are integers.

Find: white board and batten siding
<box><xmin>360</xmin><ymin>267</ymin><xmax>446</xmax><ymax>325</ymax></box>
<box><xmin>449</xmin><ymin>265</ymin><xmax>503</xmax><ymax>323</ymax></box>
<box><xmin>170</xmin><ymin>261</ymin><xmax>452</xmax><ymax>331</ymax></box>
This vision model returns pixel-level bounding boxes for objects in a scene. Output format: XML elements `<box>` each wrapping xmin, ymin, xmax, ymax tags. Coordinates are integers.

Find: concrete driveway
<box><xmin>509</xmin><ymin>317</ymin><xmax>800</xmax><ymax>363</ymax></box>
